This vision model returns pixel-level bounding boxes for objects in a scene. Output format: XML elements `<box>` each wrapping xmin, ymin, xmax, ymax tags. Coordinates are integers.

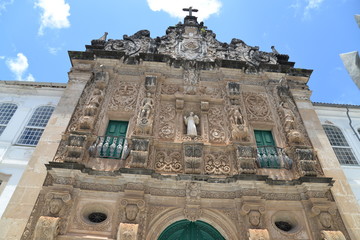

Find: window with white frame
<box><xmin>17</xmin><ymin>106</ymin><xmax>55</xmax><ymax>146</ymax></box>
<box><xmin>323</xmin><ymin>125</ymin><xmax>358</xmax><ymax>165</ymax></box>
<box><xmin>0</xmin><ymin>103</ymin><xmax>18</xmax><ymax>136</ymax></box>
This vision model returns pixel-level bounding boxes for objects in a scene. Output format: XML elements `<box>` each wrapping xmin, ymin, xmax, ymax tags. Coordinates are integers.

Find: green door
<box><xmin>158</xmin><ymin>220</ymin><xmax>225</xmax><ymax>240</ymax></box>
<box><xmin>100</xmin><ymin>121</ymin><xmax>128</xmax><ymax>158</ymax></box>
<box><xmin>254</xmin><ymin>130</ymin><xmax>279</xmax><ymax>168</ymax></box>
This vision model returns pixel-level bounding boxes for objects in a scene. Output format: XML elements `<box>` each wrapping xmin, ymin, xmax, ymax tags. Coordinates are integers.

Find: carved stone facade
<box><xmin>13</xmin><ymin>10</ymin><xmax>358</xmax><ymax>240</ymax></box>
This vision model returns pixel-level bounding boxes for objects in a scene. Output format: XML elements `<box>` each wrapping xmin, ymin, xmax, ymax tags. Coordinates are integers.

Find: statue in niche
<box><xmin>280</xmin><ymin>102</ymin><xmax>295</xmax><ymax>132</ymax></box>
<box><xmin>229</xmin><ymin>107</ymin><xmax>249</xmax><ymax>141</ymax></box>
<box><xmin>248</xmin><ymin>210</ymin><xmax>261</xmax><ymax>227</ymax></box>
<box><xmin>320</xmin><ymin>212</ymin><xmax>332</xmax><ymax>228</ymax></box>
<box><xmin>140</xmin><ymin>93</ymin><xmax>154</xmax><ymax>119</ymax></box>
<box><xmin>184</xmin><ymin>112</ymin><xmax>199</xmax><ymax>136</ymax></box>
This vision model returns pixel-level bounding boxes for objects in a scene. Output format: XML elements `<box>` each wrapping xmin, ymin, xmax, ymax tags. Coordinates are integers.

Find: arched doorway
<box><xmin>158</xmin><ymin>219</ymin><xmax>226</xmax><ymax>240</ymax></box>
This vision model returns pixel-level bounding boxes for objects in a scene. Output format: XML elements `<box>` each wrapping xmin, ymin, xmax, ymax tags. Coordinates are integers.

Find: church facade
<box><xmin>2</xmin><ymin>11</ymin><xmax>360</xmax><ymax>240</ymax></box>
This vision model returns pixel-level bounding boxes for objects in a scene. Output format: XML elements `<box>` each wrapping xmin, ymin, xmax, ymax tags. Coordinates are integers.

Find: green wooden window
<box><xmin>255</xmin><ymin>130</ymin><xmax>280</xmax><ymax>168</ymax></box>
<box><xmin>98</xmin><ymin>121</ymin><xmax>128</xmax><ymax>158</ymax></box>
<box><xmin>158</xmin><ymin>220</ymin><xmax>225</xmax><ymax>240</ymax></box>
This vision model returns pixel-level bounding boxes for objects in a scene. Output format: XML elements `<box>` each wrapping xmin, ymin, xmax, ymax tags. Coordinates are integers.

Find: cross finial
<box><xmin>183</xmin><ymin>7</ymin><xmax>198</xmax><ymax>17</ymax></box>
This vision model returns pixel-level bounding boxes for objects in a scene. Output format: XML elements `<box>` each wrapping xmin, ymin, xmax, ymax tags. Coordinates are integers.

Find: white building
<box><xmin>314</xmin><ymin>102</ymin><xmax>360</xmax><ymax>205</ymax></box>
<box><xmin>0</xmin><ymin>81</ymin><xmax>66</xmax><ymax>218</ymax></box>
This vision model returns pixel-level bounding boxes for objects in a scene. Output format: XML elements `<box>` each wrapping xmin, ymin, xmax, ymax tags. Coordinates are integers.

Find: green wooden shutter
<box><xmin>100</xmin><ymin>121</ymin><xmax>128</xmax><ymax>158</ymax></box>
<box><xmin>254</xmin><ymin>130</ymin><xmax>279</xmax><ymax>168</ymax></box>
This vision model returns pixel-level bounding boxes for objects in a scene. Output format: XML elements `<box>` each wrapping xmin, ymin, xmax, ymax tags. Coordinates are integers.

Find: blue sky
<box><xmin>0</xmin><ymin>0</ymin><xmax>359</xmax><ymax>104</ymax></box>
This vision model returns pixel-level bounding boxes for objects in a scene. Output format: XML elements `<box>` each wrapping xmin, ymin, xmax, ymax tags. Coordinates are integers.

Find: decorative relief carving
<box><xmin>248</xmin><ymin>229</ymin><xmax>270</xmax><ymax>240</ymax></box>
<box><xmin>208</xmin><ymin>106</ymin><xmax>227</xmax><ymax>143</ymax></box>
<box><xmin>158</xmin><ymin>103</ymin><xmax>176</xmax><ymax>140</ymax></box>
<box><xmin>228</xmin><ymin>106</ymin><xmax>250</xmax><ymax>142</ymax></box>
<box><xmin>134</xmin><ymin>93</ymin><xmax>154</xmax><ymax>135</ymax></box>
<box><xmin>128</xmin><ymin>139</ymin><xmax>150</xmax><ymax>168</ymax></box>
<box><xmin>184</xmin><ymin>205</ymin><xmax>202</xmax><ymax>222</ymax></box>
<box><xmin>186</xmin><ymin>182</ymin><xmax>201</xmax><ymax>202</ymax></box>
<box><xmin>321</xmin><ymin>231</ymin><xmax>346</xmax><ymax>240</ymax></box>
<box><xmin>244</xmin><ymin>93</ymin><xmax>272</xmax><ymax>121</ymax></box>
<box><xmin>183</xmin><ymin>143</ymin><xmax>203</xmax><ymax>174</ymax></box>
<box><xmin>161</xmin><ymin>83</ymin><xmax>181</xmax><ymax>95</ymax></box>
<box><xmin>33</xmin><ymin>216</ymin><xmax>60</xmax><ymax>240</ymax></box>
<box><xmin>236</xmin><ymin>146</ymin><xmax>257</xmax><ymax>174</ymax></box>
<box><xmin>204</xmin><ymin>151</ymin><xmax>231</xmax><ymax>175</ymax></box>
<box><xmin>120</xmin><ymin>199</ymin><xmax>145</xmax><ymax>223</ymax></box>
<box><xmin>154</xmin><ymin>149</ymin><xmax>183</xmax><ymax>173</ymax></box>
<box><xmin>117</xmin><ymin>223</ymin><xmax>139</xmax><ymax>240</ymax></box>
<box><xmin>109</xmin><ymin>82</ymin><xmax>139</xmax><ymax>112</ymax></box>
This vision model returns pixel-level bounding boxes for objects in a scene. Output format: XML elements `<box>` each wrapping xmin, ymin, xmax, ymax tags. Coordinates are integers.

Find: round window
<box><xmin>275</xmin><ymin>221</ymin><xmax>293</xmax><ymax>232</ymax></box>
<box><xmin>88</xmin><ymin>212</ymin><xmax>107</xmax><ymax>223</ymax></box>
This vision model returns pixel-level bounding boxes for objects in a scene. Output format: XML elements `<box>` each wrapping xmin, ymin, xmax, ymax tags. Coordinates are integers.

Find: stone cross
<box><xmin>183</xmin><ymin>7</ymin><xmax>198</xmax><ymax>17</ymax></box>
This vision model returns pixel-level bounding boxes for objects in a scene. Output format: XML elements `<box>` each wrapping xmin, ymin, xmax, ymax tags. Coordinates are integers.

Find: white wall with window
<box><xmin>0</xmin><ymin>81</ymin><xmax>65</xmax><ymax>218</ymax></box>
<box><xmin>314</xmin><ymin>103</ymin><xmax>360</xmax><ymax>205</ymax></box>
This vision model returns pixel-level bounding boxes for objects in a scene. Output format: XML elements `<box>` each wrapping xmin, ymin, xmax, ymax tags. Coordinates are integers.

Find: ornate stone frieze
<box><xmin>244</xmin><ymin>92</ymin><xmax>272</xmax><ymax>121</ymax></box>
<box><xmin>261</xmin><ymin>192</ymin><xmax>302</xmax><ymax>201</ymax></box>
<box><xmin>154</xmin><ymin>149</ymin><xmax>183</xmax><ymax>173</ymax></box>
<box><xmin>208</xmin><ymin>106</ymin><xmax>227</xmax><ymax>143</ymax></box>
<box><xmin>158</xmin><ymin>102</ymin><xmax>176</xmax><ymax>140</ymax></box>
<box><xmin>148</xmin><ymin>188</ymin><xmax>186</xmax><ymax>197</ymax></box>
<box><xmin>204</xmin><ymin>151</ymin><xmax>231</xmax><ymax>175</ymax></box>
<box><xmin>109</xmin><ymin>82</ymin><xmax>139</xmax><ymax>112</ymax></box>
<box><xmin>200</xmin><ymin>191</ymin><xmax>236</xmax><ymax>199</ymax></box>
<box><xmin>95</xmin><ymin>19</ymin><xmax>278</xmax><ymax>67</ymax></box>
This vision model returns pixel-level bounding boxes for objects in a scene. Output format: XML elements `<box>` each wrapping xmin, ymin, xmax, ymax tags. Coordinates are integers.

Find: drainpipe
<box><xmin>346</xmin><ymin>106</ymin><xmax>360</xmax><ymax>142</ymax></box>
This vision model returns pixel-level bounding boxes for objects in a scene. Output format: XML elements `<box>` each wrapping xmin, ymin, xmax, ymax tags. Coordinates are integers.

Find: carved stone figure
<box><xmin>281</xmin><ymin>102</ymin><xmax>295</xmax><ymax>133</ymax></box>
<box><xmin>184</xmin><ymin>112</ymin><xmax>199</xmax><ymax>136</ymax></box>
<box><xmin>320</xmin><ymin>212</ymin><xmax>332</xmax><ymax>228</ymax></box>
<box><xmin>248</xmin><ymin>210</ymin><xmax>261</xmax><ymax>227</ymax></box>
<box><xmin>229</xmin><ymin>107</ymin><xmax>249</xmax><ymax>141</ymax></box>
<box><xmin>49</xmin><ymin>198</ymin><xmax>63</xmax><ymax>216</ymax></box>
<box><xmin>140</xmin><ymin>93</ymin><xmax>154</xmax><ymax>119</ymax></box>
<box><xmin>125</xmin><ymin>204</ymin><xmax>139</xmax><ymax>221</ymax></box>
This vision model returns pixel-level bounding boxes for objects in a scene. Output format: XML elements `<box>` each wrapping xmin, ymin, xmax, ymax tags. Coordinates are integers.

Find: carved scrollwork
<box><xmin>109</xmin><ymin>82</ymin><xmax>139</xmax><ymax>112</ymax></box>
<box><xmin>208</xmin><ymin>106</ymin><xmax>227</xmax><ymax>143</ymax></box>
<box><xmin>204</xmin><ymin>152</ymin><xmax>231</xmax><ymax>175</ymax></box>
<box><xmin>244</xmin><ymin>93</ymin><xmax>272</xmax><ymax>121</ymax></box>
<box><xmin>158</xmin><ymin>103</ymin><xmax>176</xmax><ymax>140</ymax></box>
<box><xmin>155</xmin><ymin>150</ymin><xmax>182</xmax><ymax>173</ymax></box>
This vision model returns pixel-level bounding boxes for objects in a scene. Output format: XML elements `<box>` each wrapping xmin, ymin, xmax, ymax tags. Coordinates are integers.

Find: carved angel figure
<box><xmin>184</xmin><ymin>112</ymin><xmax>199</xmax><ymax>136</ymax></box>
<box><xmin>140</xmin><ymin>93</ymin><xmax>154</xmax><ymax>119</ymax></box>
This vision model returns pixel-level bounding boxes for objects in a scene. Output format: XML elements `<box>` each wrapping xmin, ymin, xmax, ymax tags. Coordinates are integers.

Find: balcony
<box><xmin>256</xmin><ymin>146</ymin><xmax>293</xmax><ymax>169</ymax></box>
<box><xmin>89</xmin><ymin>136</ymin><xmax>128</xmax><ymax>159</ymax></box>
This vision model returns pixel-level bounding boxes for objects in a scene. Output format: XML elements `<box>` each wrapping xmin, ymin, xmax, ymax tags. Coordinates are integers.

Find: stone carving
<box><xmin>154</xmin><ymin>150</ymin><xmax>182</xmax><ymax>173</ymax></box>
<box><xmin>204</xmin><ymin>152</ymin><xmax>231</xmax><ymax>175</ymax></box>
<box><xmin>109</xmin><ymin>82</ymin><xmax>139</xmax><ymax>112</ymax></box>
<box><xmin>279</xmin><ymin>101</ymin><xmax>305</xmax><ymax>145</ymax></box>
<box><xmin>186</xmin><ymin>182</ymin><xmax>201</xmax><ymax>201</ymax></box>
<box><xmin>158</xmin><ymin>103</ymin><xmax>176</xmax><ymax>140</ymax></box>
<box><xmin>244</xmin><ymin>93</ymin><xmax>272</xmax><ymax>121</ymax></box>
<box><xmin>184</xmin><ymin>205</ymin><xmax>202</xmax><ymax>222</ymax></box>
<box><xmin>248</xmin><ymin>229</ymin><xmax>270</xmax><ymax>240</ymax></box>
<box><xmin>161</xmin><ymin>83</ymin><xmax>180</xmax><ymax>95</ymax></box>
<box><xmin>65</xmin><ymin>134</ymin><xmax>86</xmax><ymax>161</ymax></box>
<box><xmin>120</xmin><ymin>199</ymin><xmax>145</xmax><ymax>223</ymax></box>
<box><xmin>183</xmin><ymin>143</ymin><xmax>203</xmax><ymax>174</ymax></box>
<box><xmin>145</xmin><ymin>76</ymin><xmax>156</xmax><ymax>93</ymax></box>
<box><xmin>321</xmin><ymin>230</ymin><xmax>346</xmax><ymax>240</ymax></box>
<box><xmin>228</xmin><ymin>82</ymin><xmax>240</xmax><ymax>95</ymax></box>
<box><xmin>92</xmin><ymin>16</ymin><xmax>279</xmax><ymax>67</ymax></box>
<box><xmin>320</xmin><ymin>212</ymin><xmax>333</xmax><ymax>229</ymax></box>
<box><xmin>117</xmin><ymin>223</ymin><xmax>139</xmax><ymax>240</ymax></box>
<box><xmin>134</xmin><ymin>93</ymin><xmax>154</xmax><ymax>135</ymax></box>
<box><xmin>184</xmin><ymin>112</ymin><xmax>200</xmax><ymax>136</ymax></box>
<box><xmin>249</xmin><ymin>210</ymin><xmax>261</xmax><ymax>227</ymax></box>
<box><xmin>128</xmin><ymin>139</ymin><xmax>149</xmax><ymax>168</ymax></box>
<box><xmin>126</xmin><ymin>204</ymin><xmax>139</xmax><ymax>221</ymax></box>
<box><xmin>228</xmin><ymin>107</ymin><xmax>249</xmax><ymax>142</ymax></box>
<box><xmin>33</xmin><ymin>216</ymin><xmax>60</xmax><ymax>240</ymax></box>
<box><xmin>208</xmin><ymin>107</ymin><xmax>226</xmax><ymax>143</ymax></box>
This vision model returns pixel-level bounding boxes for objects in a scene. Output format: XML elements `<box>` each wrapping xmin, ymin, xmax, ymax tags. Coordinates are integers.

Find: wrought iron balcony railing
<box><xmin>256</xmin><ymin>146</ymin><xmax>293</xmax><ymax>169</ymax></box>
<box><xmin>89</xmin><ymin>136</ymin><xmax>128</xmax><ymax>159</ymax></box>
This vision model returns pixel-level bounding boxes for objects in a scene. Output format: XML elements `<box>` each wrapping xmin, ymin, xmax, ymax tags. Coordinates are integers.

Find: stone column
<box><xmin>291</xmin><ymin>88</ymin><xmax>360</xmax><ymax>239</ymax></box>
<box><xmin>0</xmin><ymin>68</ymin><xmax>90</xmax><ymax>239</ymax></box>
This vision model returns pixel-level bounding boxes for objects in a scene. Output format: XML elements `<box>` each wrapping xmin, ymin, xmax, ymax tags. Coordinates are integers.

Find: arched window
<box><xmin>17</xmin><ymin>106</ymin><xmax>55</xmax><ymax>146</ymax></box>
<box><xmin>0</xmin><ymin>103</ymin><xmax>18</xmax><ymax>136</ymax></box>
<box><xmin>323</xmin><ymin>125</ymin><xmax>358</xmax><ymax>165</ymax></box>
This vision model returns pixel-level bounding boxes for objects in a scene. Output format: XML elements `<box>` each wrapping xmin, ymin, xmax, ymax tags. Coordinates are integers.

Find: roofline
<box><xmin>312</xmin><ymin>102</ymin><xmax>360</xmax><ymax>109</ymax></box>
<box><xmin>0</xmin><ymin>80</ymin><xmax>67</xmax><ymax>89</ymax></box>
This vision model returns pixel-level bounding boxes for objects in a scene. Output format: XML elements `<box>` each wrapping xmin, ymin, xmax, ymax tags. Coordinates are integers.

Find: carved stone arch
<box><xmin>145</xmin><ymin>208</ymin><xmax>239</xmax><ymax>240</ymax></box>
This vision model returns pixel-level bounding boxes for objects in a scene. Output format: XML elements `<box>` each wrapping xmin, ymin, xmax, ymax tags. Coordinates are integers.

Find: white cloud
<box><xmin>146</xmin><ymin>0</ymin><xmax>222</xmax><ymax>21</ymax></box>
<box><xmin>5</xmin><ymin>53</ymin><xmax>35</xmax><ymax>81</ymax></box>
<box><xmin>0</xmin><ymin>0</ymin><xmax>14</xmax><ymax>15</ymax></box>
<box><xmin>48</xmin><ymin>46</ymin><xmax>61</xmax><ymax>55</ymax></box>
<box><xmin>304</xmin><ymin>0</ymin><xmax>324</xmax><ymax>18</ymax></box>
<box><xmin>35</xmin><ymin>0</ymin><xmax>70</xmax><ymax>35</ymax></box>
<box><xmin>0</xmin><ymin>56</ymin><xmax>5</xmax><ymax>59</ymax></box>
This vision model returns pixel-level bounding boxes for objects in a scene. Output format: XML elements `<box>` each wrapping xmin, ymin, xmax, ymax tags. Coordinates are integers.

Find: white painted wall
<box><xmin>314</xmin><ymin>104</ymin><xmax>360</xmax><ymax>205</ymax></box>
<box><xmin>0</xmin><ymin>81</ymin><xmax>65</xmax><ymax>218</ymax></box>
